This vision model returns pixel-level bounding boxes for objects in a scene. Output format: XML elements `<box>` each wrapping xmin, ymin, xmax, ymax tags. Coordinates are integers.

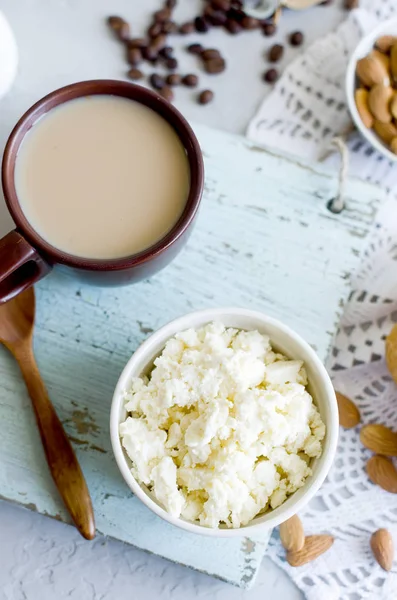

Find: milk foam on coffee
<box><xmin>15</xmin><ymin>95</ymin><xmax>190</xmax><ymax>259</ymax></box>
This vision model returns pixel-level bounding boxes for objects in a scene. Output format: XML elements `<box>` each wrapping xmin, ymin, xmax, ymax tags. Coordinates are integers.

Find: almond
<box><xmin>287</xmin><ymin>534</ymin><xmax>334</xmax><ymax>567</ymax></box>
<box><xmin>360</xmin><ymin>424</ymin><xmax>397</xmax><ymax>456</ymax></box>
<box><xmin>368</xmin><ymin>85</ymin><xmax>393</xmax><ymax>123</ymax></box>
<box><xmin>366</xmin><ymin>455</ymin><xmax>397</xmax><ymax>493</ymax></box>
<box><xmin>390</xmin><ymin>95</ymin><xmax>397</xmax><ymax>120</ymax></box>
<box><xmin>370</xmin><ymin>529</ymin><xmax>394</xmax><ymax>571</ymax></box>
<box><xmin>391</xmin><ymin>137</ymin><xmax>397</xmax><ymax>154</ymax></box>
<box><xmin>336</xmin><ymin>391</ymin><xmax>360</xmax><ymax>428</ymax></box>
<box><xmin>356</xmin><ymin>53</ymin><xmax>390</xmax><ymax>88</ymax></box>
<box><xmin>376</xmin><ymin>35</ymin><xmax>397</xmax><ymax>54</ymax></box>
<box><xmin>373</xmin><ymin>49</ymin><xmax>391</xmax><ymax>72</ymax></box>
<box><xmin>386</xmin><ymin>324</ymin><xmax>397</xmax><ymax>384</ymax></box>
<box><xmin>280</xmin><ymin>515</ymin><xmax>305</xmax><ymax>552</ymax></box>
<box><xmin>391</xmin><ymin>44</ymin><xmax>397</xmax><ymax>84</ymax></box>
<box><xmin>373</xmin><ymin>120</ymin><xmax>397</xmax><ymax>144</ymax></box>
<box><xmin>355</xmin><ymin>89</ymin><xmax>374</xmax><ymax>128</ymax></box>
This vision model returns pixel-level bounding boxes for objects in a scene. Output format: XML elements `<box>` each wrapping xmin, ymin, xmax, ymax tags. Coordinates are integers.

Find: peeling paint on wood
<box><xmin>0</xmin><ymin>124</ymin><xmax>384</xmax><ymax>588</ymax></box>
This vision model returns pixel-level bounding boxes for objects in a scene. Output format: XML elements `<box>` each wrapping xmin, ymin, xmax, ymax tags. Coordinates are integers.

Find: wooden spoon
<box><xmin>0</xmin><ymin>287</ymin><xmax>95</xmax><ymax>540</ymax></box>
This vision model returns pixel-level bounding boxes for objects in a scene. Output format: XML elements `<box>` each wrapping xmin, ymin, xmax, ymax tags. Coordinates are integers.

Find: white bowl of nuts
<box><xmin>346</xmin><ymin>18</ymin><xmax>397</xmax><ymax>161</ymax></box>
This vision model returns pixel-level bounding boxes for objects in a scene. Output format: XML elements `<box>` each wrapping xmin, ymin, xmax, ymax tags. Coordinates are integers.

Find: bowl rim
<box><xmin>110</xmin><ymin>307</ymin><xmax>339</xmax><ymax>537</ymax></box>
<box><xmin>345</xmin><ymin>17</ymin><xmax>397</xmax><ymax>163</ymax></box>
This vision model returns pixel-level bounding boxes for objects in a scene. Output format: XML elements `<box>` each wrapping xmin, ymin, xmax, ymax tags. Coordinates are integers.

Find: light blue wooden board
<box><xmin>0</xmin><ymin>124</ymin><xmax>383</xmax><ymax>588</ymax></box>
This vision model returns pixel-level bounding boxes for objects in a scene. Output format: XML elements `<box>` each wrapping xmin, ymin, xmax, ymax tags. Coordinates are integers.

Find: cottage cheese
<box><xmin>120</xmin><ymin>322</ymin><xmax>326</xmax><ymax>528</ymax></box>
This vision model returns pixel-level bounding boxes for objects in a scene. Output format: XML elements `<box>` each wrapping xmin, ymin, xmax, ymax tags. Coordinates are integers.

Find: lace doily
<box><xmin>248</xmin><ymin>2</ymin><xmax>397</xmax><ymax>599</ymax></box>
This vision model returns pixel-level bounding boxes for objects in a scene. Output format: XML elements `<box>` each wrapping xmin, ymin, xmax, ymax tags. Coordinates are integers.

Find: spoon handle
<box><xmin>16</xmin><ymin>343</ymin><xmax>95</xmax><ymax>540</ymax></box>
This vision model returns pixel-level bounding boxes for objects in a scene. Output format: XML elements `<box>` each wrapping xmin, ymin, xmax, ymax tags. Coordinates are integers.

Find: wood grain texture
<box><xmin>0</xmin><ymin>124</ymin><xmax>383</xmax><ymax>587</ymax></box>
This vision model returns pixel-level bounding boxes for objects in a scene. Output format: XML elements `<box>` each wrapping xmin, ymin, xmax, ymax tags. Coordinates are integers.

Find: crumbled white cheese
<box><xmin>120</xmin><ymin>322</ymin><xmax>326</xmax><ymax>528</ymax></box>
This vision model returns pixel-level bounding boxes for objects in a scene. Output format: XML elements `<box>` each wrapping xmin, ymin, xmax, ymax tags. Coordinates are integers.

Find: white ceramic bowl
<box><xmin>346</xmin><ymin>17</ymin><xmax>397</xmax><ymax>162</ymax></box>
<box><xmin>110</xmin><ymin>308</ymin><xmax>339</xmax><ymax>537</ymax></box>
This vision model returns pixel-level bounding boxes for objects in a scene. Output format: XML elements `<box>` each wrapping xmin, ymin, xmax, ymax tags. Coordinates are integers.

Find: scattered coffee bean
<box><xmin>151</xmin><ymin>34</ymin><xmax>167</xmax><ymax>51</ymax></box>
<box><xmin>150</xmin><ymin>73</ymin><xmax>166</xmax><ymax>90</ymax></box>
<box><xmin>201</xmin><ymin>48</ymin><xmax>221</xmax><ymax>60</ymax></box>
<box><xmin>204</xmin><ymin>56</ymin><xmax>226</xmax><ymax>74</ymax></box>
<box><xmin>179</xmin><ymin>22</ymin><xmax>195</xmax><ymax>34</ymax></box>
<box><xmin>126</xmin><ymin>38</ymin><xmax>147</xmax><ymax>49</ymax></box>
<box><xmin>198</xmin><ymin>89</ymin><xmax>214</xmax><ymax>104</ymax></box>
<box><xmin>142</xmin><ymin>46</ymin><xmax>158</xmax><ymax>63</ymax></box>
<box><xmin>268</xmin><ymin>44</ymin><xmax>284</xmax><ymax>62</ymax></box>
<box><xmin>211</xmin><ymin>0</ymin><xmax>230</xmax><ymax>9</ymax></box>
<box><xmin>165</xmin><ymin>57</ymin><xmax>178</xmax><ymax>69</ymax></box>
<box><xmin>148</xmin><ymin>23</ymin><xmax>162</xmax><ymax>38</ymax></box>
<box><xmin>165</xmin><ymin>0</ymin><xmax>177</xmax><ymax>8</ymax></box>
<box><xmin>154</xmin><ymin>8</ymin><xmax>171</xmax><ymax>22</ymax></box>
<box><xmin>162</xmin><ymin>21</ymin><xmax>178</xmax><ymax>34</ymax></box>
<box><xmin>182</xmin><ymin>73</ymin><xmax>199</xmax><ymax>87</ymax></box>
<box><xmin>241</xmin><ymin>16</ymin><xmax>259</xmax><ymax>30</ymax></box>
<box><xmin>262</xmin><ymin>22</ymin><xmax>276</xmax><ymax>37</ymax></box>
<box><xmin>127</xmin><ymin>47</ymin><xmax>142</xmax><ymax>66</ymax></box>
<box><xmin>187</xmin><ymin>43</ymin><xmax>204</xmax><ymax>55</ymax></box>
<box><xmin>195</xmin><ymin>16</ymin><xmax>210</xmax><ymax>33</ymax></box>
<box><xmin>159</xmin><ymin>46</ymin><xmax>174</xmax><ymax>59</ymax></box>
<box><xmin>289</xmin><ymin>31</ymin><xmax>304</xmax><ymax>46</ymax></box>
<box><xmin>205</xmin><ymin>8</ymin><xmax>227</xmax><ymax>27</ymax></box>
<box><xmin>344</xmin><ymin>0</ymin><xmax>358</xmax><ymax>8</ymax></box>
<box><xmin>166</xmin><ymin>73</ymin><xmax>182</xmax><ymax>86</ymax></box>
<box><xmin>227</xmin><ymin>7</ymin><xmax>245</xmax><ymax>22</ymax></box>
<box><xmin>159</xmin><ymin>86</ymin><xmax>174</xmax><ymax>102</ymax></box>
<box><xmin>107</xmin><ymin>16</ymin><xmax>130</xmax><ymax>41</ymax></box>
<box><xmin>263</xmin><ymin>68</ymin><xmax>278</xmax><ymax>83</ymax></box>
<box><xmin>225</xmin><ymin>19</ymin><xmax>242</xmax><ymax>35</ymax></box>
<box><xmin>127</xmin><ymin>67</ymin><xmax>144</xmax><ymax>81</ymax></box>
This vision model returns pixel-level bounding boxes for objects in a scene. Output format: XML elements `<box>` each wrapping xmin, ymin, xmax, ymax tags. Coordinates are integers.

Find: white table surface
<box><xmin>0</xmin><ymin>1</ymin><xmax>346</xmax><ymax>598</ymax></box>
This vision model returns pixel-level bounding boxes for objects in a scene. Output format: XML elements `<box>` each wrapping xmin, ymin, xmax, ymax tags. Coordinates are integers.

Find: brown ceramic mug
<box><xmin>0</xmin><ymin>80</ymin><xmax>204</xmax><ymax>304</ymax></box>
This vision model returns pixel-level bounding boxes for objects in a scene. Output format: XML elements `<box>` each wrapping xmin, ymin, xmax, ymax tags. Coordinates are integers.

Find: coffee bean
<box><xmin>127</xmin><ymin>47</ymin><xmax>142</xmax><ymax>66</ymax></box>
<box><xmin>159</xmin><ymin>86</ymin><xmax>174</xmax><ymax>102</ymax></box>
<box><xmin>195</xmin><ymin>16</ymin><xmax>210</xmax><ymax>33</ymax></box>
<box><xmin>148</xmin><ymin>23</ymin><xmax>163</xmax><ymax>38</ymax></box>
<box><xmin>165</xmin><ymin>0</ymin><xmax>177</xmax><ymax>7</ymax></box>
<box><xmin>151</xmin><ymin>34</ymin><xmax>167</xmax><ymax>51</ymax></box>
<box><xmin>201</xmin><ymin>48</ymin><xmax>221</xmax><ymax>60</ymax></box>
<box><xmin>321</xmin><ymin>0</ymin><xmax>333</xmax><ymax>4</ymax></box>
<box><xmin>165</xmin><ymin>57</ymin><xmax>178</xmax><ymax>70</ymax></box>
<box><xmin>262</xmin><ymin>22</ymin><xmax>276</xmax><ymax>36</ymax></box>
<box><xmin>182</xmin><ymin>74</ymin><xmax>199</xmax><ymax>87</ymax></box>
<box><xmin>344</xmin><ymin>0</ymin><xmax>358</xmax><ymax>8</ymax></box>
<box><xmin>211</xmin><ymin>0</ymin><xmax>230</xmax><ymax>9</ymax></box>
<box><xmin>127</xmin><ymin>68</ymin><xmax>144</xmax><ymax>81</ymax></box>
<box><xmin>187</xmin><ymin>43</ymin><xmax>203</xmax><ymax>55</ymax></box>
<box><xmin>166</xmin><ymin>73</ymin><xmax>182</xmax><ymax>86</ymax></box>
<box><xmin>142</xmin><ymin>46</ymin><xmax>158</xmax><ymax>63</ymax></box>
<box><xmin>241</xmin><ymin>16</ymin><xmax>259</xmax><ymax>30</ymax></box>
<box><xmin>155</xmin><ymin>8</ymin><xmax>171</xmax><ymax>22</ymax></box>
<box><xmin>268</xmin><ymin>44</ymin><xmax>284</xmax><ymax>62</ymax></box>
<box><xmin>289</xmin><ymin>31</ymin><xmax>304</xmax><ymax>46</ymax></box>
<box><xmin>204</xmin><ymin>56</ymin><xmax>226</xmax><ymax>74</ymax></box>
<box><xmin>126</xmin><ymin>37</ymin><xmax>147</xmax><ymax>49</ymax></box>
<box><xmin>226</xmin><ymin>7</ymin><xmax>245</xmax><ymax>22</ymax></box>
<box><xmin>198</xmin><ymin>89</ymin><xmax>214</xmax><ymax>105</ymax></box>
<box><xmin>162</xmin><ymin>21</ymin><xmax>178</xmax><ymax>34</ymax></box>
<box><xmin>225</xmin><ymin>19</ymin><xmax>242</xmax><ymax>35</ymax></box>
<box><xmin>204</xmin><ymin>7</ymin><xmax>227</xmax><ymax>27</ymax></box>
<box><xmin>179</xmin><ymin>22</ymin><xmax>195</xmax><ymax>34</ymax></box>
<box><xmin>263</xmin><ymin>68</ymin><xmax>278</xmax><ymax>83</ymax></box>
<box><xmin>107</xmin><ymin>16</ymin><xmax>130</xmax><ymax>41</ymax></box>
<box><xmin>150</xmin><ymin>73</ymin><xmax>166</xmax><ymax>90</ymax></box>
<box><xmin>159</xmin><ymin>46</ymin><xmax>174</xmax><ymax>59</ymax></box>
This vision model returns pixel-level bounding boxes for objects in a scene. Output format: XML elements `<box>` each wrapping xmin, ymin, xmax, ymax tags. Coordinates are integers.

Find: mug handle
<box><xmin>0</xmin><ymin>230</ymin><xmax>52</xmax><ymax>304</ymax></box>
